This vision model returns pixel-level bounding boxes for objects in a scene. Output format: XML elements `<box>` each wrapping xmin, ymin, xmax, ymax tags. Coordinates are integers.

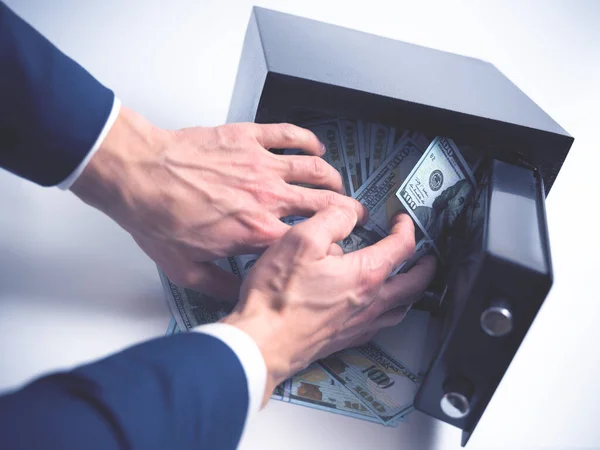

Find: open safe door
<box><xmin>414</xmin><ymin>159</ymin><xmax>553</xmax><ymax>446</ymax></box>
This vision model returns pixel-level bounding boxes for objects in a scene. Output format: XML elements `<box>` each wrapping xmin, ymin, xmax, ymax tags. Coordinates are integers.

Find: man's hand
<box><xmin>222</xmin><ymin>207</ymin><xmax>437</xmax><ymax>405</ymax></box>
<box><xmin>71</xmin><ymin>107</ymin><xmax>365</xmax><ymax>299</ymax></box>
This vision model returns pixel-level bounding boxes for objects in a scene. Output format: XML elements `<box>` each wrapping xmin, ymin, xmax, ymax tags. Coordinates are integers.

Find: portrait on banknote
<box><xmin>340</xmin><ymin>227</ymin><xmax>382</xmax><ymax>253</ymax></box>
<box><xmin>412</xmin><ymin>179</ymin><xmax>473</xmax><ymax>245</ymax></box>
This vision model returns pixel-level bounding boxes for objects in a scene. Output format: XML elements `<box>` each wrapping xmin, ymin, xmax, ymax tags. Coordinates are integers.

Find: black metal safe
<box><xmin>226</xmin><ymin>7</ymin><xmax>573</xmax><ymax>446</ymax></box>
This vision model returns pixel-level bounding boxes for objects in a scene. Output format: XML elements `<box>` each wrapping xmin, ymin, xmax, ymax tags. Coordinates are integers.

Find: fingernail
<box><xmin>319</xmin><ymin>142</ymin><xmax>326</xmax><ymax>155</ymax></box>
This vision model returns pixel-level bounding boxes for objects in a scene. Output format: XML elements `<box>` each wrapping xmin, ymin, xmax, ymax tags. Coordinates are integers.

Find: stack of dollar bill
<box><xmin>161</xmin><ymin>114</ymin><xmax>480</xmax><ymax>425</ymax></box>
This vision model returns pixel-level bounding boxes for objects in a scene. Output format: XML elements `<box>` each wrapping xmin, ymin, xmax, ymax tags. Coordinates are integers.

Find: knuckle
<box><xmin>359</xmin><ymin>254</ymin><xmax>387</xmax><ymax>286</ymax></box>
<box><xmin>321</xmin><ymin>191</ymin><xmax>338</xmax><ymax>207</ymax></box>
<box><xmin>278</xmin><ymin>123</ymin><xmax>298</xmax><ymax>143</ymax></box>
<box><xmin>325</xmin><ymin>204</ymin><xmax>356</xmax><ymax>226</ymax></box>
<box><xmin>310</xmin><ymin>156</ymin><xmax>330</xmax><ymax>179</ymax></box>
<box><xmin>247</xmin><ymin>213</ymin><xmax>281</xmax><ymax>244</ymax></box>
<box><xmin>287</xmin><ymin>157</ymin><xmax>304</xmax><ymax>177</ymax></box>
<box><xmin>215</xmin><ymin>123</ymin><xmax>254</xmax><ymax>147</ymax></box>
<box><xmin>213</xmin><ymin>125</ymin><xmax>235</xmax><ymax>148</ymax></box>
<box><xmin>250</xmin><ymin>180</ymin><xmax>279</xmax><ymax>205</ymax></box>
<box><xmin>327</xmin><ymin>191</ymin><xmax>356</xmax><ymax>210</ymax></box>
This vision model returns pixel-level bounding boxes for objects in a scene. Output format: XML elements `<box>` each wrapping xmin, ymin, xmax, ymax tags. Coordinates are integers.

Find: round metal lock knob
<box><xmin>440</xmin><ymin>391</ymin><xmax>471</xmax><ymax>419</ymax></box>
<box><xmin>480</xmin><ymin>305</ymin><xmax>513</xmax><ymax>337</ymax></box>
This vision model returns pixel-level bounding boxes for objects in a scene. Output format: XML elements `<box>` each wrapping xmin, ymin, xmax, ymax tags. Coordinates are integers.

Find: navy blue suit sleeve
<box><xmin>0</xmin><ymin>333</ymin><xmax>250</xmax><ymax>450</ymax></box>
<box><xmin>0</xmin><ymin>2</ymin><xmax>114</xmax><ymax>186</ymax></box>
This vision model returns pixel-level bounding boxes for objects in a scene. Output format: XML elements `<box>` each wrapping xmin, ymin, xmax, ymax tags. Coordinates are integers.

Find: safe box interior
<box><xmin>226</xmin><ymin>7</ymin><xmax>574</xmax><ymax>446</ymax></box>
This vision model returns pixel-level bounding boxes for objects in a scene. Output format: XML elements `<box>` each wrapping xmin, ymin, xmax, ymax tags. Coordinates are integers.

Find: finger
<box><xmin>172</xmin><ymin>261</ymin><xmax>242</xmax><ymax>302</ymax></box>
<box><xmin>377</xmin><ymin>255</ymin><xmax>437</xmax><ymax>310</ymax></box>
<box><xmin>276</xmin><ymin>154</ymin><xmax>344</xmax><ymax>194</ymax></box>
<box><xmin>369</xmin><ymin>305</ymin><xmax>412</xmax><ymax>330</ymax></box>
<box><xmin>281</xmin><ymin>185</ymin><xmax>368</xmax><ymax>224</ymax></box>
<box><xmin>213</xmin><ymin>214</ymin><xmax>291</xmax><ymax>257</ymax></box>
<box><xmin>342</xmin><ymin>213</ymin><xmax>416</xmax><ymax>284</ymax></box>
<box><xmin>254</xmin><ymin>123</ymin><xmax>324</xmax><ymax>156</ymax></box>
<box><xmin>328</xmin><ymin>243</ymin><xmax>344</xmax><ymax>256</ymax></box>
<box><xmin>287</xmin><ymin>206</ymin><xmax>359</xmax><ymax>254</ymax></box>
<box><xmin>237</xmin><ymin>217</ymin><xmax>291</xmax><ymax>254</ymax></box>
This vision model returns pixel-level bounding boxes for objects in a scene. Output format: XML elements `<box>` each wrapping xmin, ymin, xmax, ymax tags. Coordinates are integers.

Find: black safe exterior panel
<box><xmin>253</xmin><ymin>7</ymin><xmax>566</xmax><ymax>137</ymax></box>
<box><xmin>413</xmin><ymin>160</ymin><xmax>553</xmax><ymax>445</ymax></box>
<box><xmin>226</xmin><ymin>8</ymin><xmax>570</xmax><ymax>445</ymax></box>
<box><xmin>227</xmin><ymin>7</ymin><xmax>573</xmax><ymax>194</ymax></box>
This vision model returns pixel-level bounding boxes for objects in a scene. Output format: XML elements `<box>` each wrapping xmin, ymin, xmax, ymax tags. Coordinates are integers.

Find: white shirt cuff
<box><xmin>56</xmin><ymin>96</ymin><xmax>122</xmax><ymax>190</ymax></box>
<box><xmin>191</xmin><ymin>322</ymin><xmax>267</xmax><ymax>423</ymax></box>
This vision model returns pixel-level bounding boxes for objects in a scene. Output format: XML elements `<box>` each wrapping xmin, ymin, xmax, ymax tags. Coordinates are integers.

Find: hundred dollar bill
<box><xmin>233</xmin><ymin>254</ymin><xmax>259</xmax><ymax>278</ymax></box>
<box><xmin>356</xmin><ymin>120</ymin><xmax>368</xmax><ymax>185</ymax></box>
<box><xmin>319</xmin><ymin>343</ymin><xmax>418</xmax><ymax>424</ymax></box>
<box><xmin>284</xmin><ymin>362</ymin><xmax>386</xmax><ymax>424</ymax></box>
<box><xmin>159</xmin><ymin>263</ymin><xmax>236</xmax><ymax>331</ymax></box>
<box><xmin>405</xmin><ymin>130</ymin><xmax>430</xmax><ymax>152</ymax></box>
<box><xmin>353</xmin><ymin>137</ymin><xmax>423</xmax><ymax>238</ymax></box>
<box><xmin>292</xmin><ymin>309</ymin><xmax>428</xmax><ymax>424</ymax></box>
<box><xmin>338</xmin><ymin>119</ymin><xmax>363</xmax><ymax>194</ymax></box>
<box><xmin>300</xmin><ymin>120</ymin><xmax>352</xmax><ymax>195</ymax></box>
<box><xmin>352</xmin><ymin>137</ymin><xmax>435</xmax><ymax>271</ymax></box>
<box><xmin>282</xmin><ymin>215</ymin><xmax>382</xmax><ymax>253</ymax></box>
<box><xmin>396</xmin><ymin>136</ymin><xmax>476</xmax><ymax>261</ymax></box>
<box><xmin>360</xmin><ymin>121</ymin><xmax>371</xmax><ymax>176</ymax></box>
<box><xmin>271</xmin><ymin>383</ymin><xmax>288</xmax><ymax>401</ymax></box>
<box><xmin>368</xmin><ymin>124</ymin><xmax>395</xmax><ymax>176</ymax></box>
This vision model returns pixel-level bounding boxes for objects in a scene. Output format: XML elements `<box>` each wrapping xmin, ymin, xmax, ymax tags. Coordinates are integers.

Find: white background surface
<box><xmin>1</xmin><ymin>1</ymin><xmax>599</xmax><ymax>449</ymax></box>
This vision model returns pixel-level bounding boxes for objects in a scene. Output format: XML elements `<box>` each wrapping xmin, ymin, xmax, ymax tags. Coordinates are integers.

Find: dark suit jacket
<box><xmin>0</xmin><ymin>3</ymin><xmax>249</xmax><ymax>448</ymax></box>
<box><xmin>0</xmin><ymin>1</ymin><xmax>113</xmax><ymax>186</ymax></box>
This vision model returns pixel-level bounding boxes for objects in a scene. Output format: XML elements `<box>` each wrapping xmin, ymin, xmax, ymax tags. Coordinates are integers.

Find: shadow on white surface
<box><xmin>241</xmin><ymin>400</ymin><xmax>443</xmax><ymax>450</ymax></box>
<box><xmin>0</xmin><ymin>243</ymin><xmax>164</xmax><ymax>320</ymax></box>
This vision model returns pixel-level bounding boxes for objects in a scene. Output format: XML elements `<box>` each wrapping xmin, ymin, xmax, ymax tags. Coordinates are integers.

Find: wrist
<box><xmin>70</xmin><ymin>106</ymin><xmax>169</xmax><ymax>227</ymax></box>
<box><xmin>221</xmin><ymin>306</ymin><xmax>298</xmax><ymax>406</ymax></box>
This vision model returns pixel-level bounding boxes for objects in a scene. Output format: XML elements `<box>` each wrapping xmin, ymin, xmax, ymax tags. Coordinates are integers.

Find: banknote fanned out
<box><xmin>351</xmin><ymin>137</ymin><xmax>436</xmax><ymax>272</ymax></box>
<box><xmin>396</xmin><ymin>136</ymin><xmax>476</xmax><ymax>261</ymax></box>
<box><xmin>159</xmin><ymin>261</ymin><xmax>237</xmax><ymax>330</ymax></box>
<box><xmin>160</xmin><ymin>113</ymin><xmax>481</xmax><ymax>426</ymax></box>
<box><xmin>368</xmin><ymin>123</ymin><xmax>395</xmax><ymax>176</ymax></box>
<box><xmin>296</xmin><ymin>119</ymin><xmax>352</xmax><ymax>195</ymax></box>
<box><xmin>318</xmin><ymin>343</ymin><xmax>418</xmax><ymax>425</ymax></box>
<box><xmin>285</xmin><ymin>362</ymin><xmax>386</xmax><ymax>424</ymax></box>
<box><xmin>353</xmin><ymin>137</ymin><xmax>423</xmax><ymax>238</ymax></box>
<box><xmin>282</xmin><ymin>215</ymin><xmax>382</xmax><ymax>253</ymax></box>
<box><xmin>338</xmin><ymin>119</ymin><xmax>363</xmax><ymax>194</ymax></box>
